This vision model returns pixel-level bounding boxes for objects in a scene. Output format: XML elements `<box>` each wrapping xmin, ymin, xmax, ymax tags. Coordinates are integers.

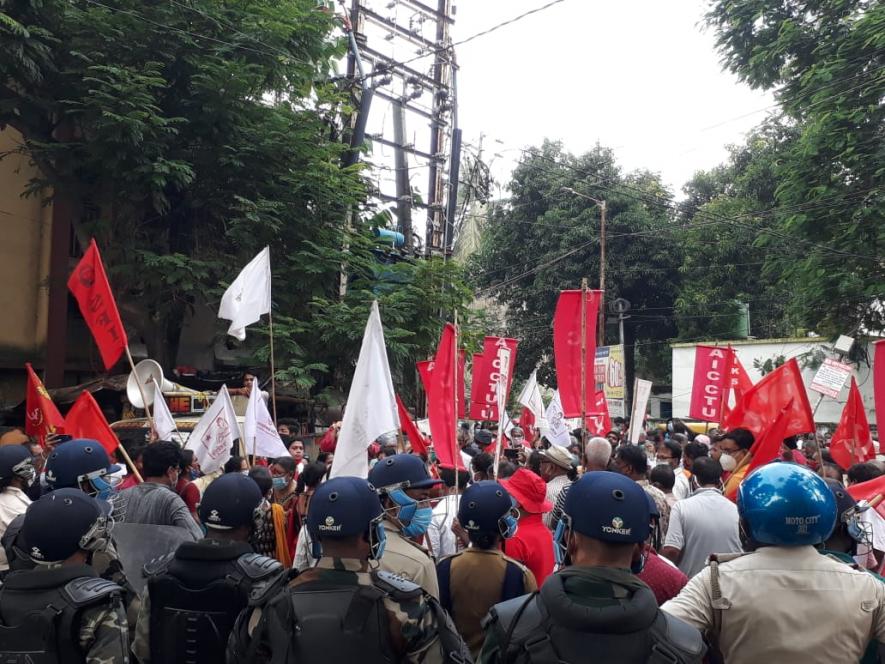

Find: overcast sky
<box><xmin>449</xmin><ymin>0</ymin><xmax>774</xmax><ymax>197</ymax></box>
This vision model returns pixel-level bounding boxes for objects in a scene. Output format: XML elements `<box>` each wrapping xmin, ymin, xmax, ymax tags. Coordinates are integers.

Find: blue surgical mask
<box><xmin>370</xmin><ymin>517</ymin><xmax>387</xmax><ymax>560</ymax></box>
<box><xmin>553</xmin><ymin>518</ymin><xmax>569</xmax><ymax>566</ymax></box>
<box><xmin>500</xmin><ymin>513</ymin><xmax>518</xmax><ymax>539</ymax></box>
<box><xmin>388</xmin><ymin>488</ymin><xmax>433</xmax><ymax>538</ymax></box>
<box><xmin>272</xmin><ymin>476</ymin><xmax>289</xmax><ymax>490</ymax></box>
<box><xmin>89</xmin><ymin>475</ymin><xmax>117</xmax><ymax>502</ymax></box>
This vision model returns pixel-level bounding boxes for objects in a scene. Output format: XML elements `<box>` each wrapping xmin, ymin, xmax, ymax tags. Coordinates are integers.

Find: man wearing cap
<box><xmin>368</xmin><ymin>453</ymin><xmax>443</xmax><ymax>599</ymax></box>
<box><xmin>132</xmin><ymin>473</ymin><xmax>285</xmax><ymax>663</ymax></box>
<box><xmin>0</xmin><ymin>445</ymin><xmax>35</xmax><ymax>570</ymax></box>
<box><xmin>538</xmin><ymin>446</ymin><xmax>575</xmax><ymax>530</ymax></box>
<box><xmin>230</xmin><ymin>476</ymin><xmax>472</xmax><ymax>663</ymax></box>
<box><xmin>480</xmin><ymin>471</ymin><xmax>705</xmax><ymax>663</ymax></box>
<box><xmin>500</xmin><ymin>468</ymin><xmax>555</xmax><ymax>586</ymax></box>
<box><xmin>0</xmin><ymin>488</ymin><xmax>129</xmax><ymax>662</ymax></box>
<box><xmin>437</xmin><ymin>480</ymin><xmax>536</xmax><ymax>656</ymax></box>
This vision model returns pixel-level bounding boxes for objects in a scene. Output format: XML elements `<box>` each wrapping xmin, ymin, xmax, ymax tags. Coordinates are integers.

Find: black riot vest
<box><xmin>147</xmin><ymin>540</ymin><xmax>283</xmax><ymax>664</ymax></box>
<box><xmin>487</xmin><ymin>569</ymin><xmax>705</xmax><ymax>664</ymax></box>
<box><xmin>0</xmin><ymin>565</ymin><xmax>123</xmax><ymax>664</ymax></box>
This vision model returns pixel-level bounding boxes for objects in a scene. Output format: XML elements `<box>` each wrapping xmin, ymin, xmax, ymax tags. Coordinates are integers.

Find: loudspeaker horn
<box><xmin>126</xmin><ymin>359</ymin><xmax>177</xmax><ymax>409</ymax></box>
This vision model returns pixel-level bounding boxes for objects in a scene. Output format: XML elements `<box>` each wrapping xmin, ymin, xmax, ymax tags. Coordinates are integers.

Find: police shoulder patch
<box><xmin>371</xmin><ymin>569</ymin><xmax>422</xmax><ymax>600</ymax></box>
<box><xmin>237</xmin><ymin>552</ymin><xmax>284</xmax><ymax>580</ymax></box>
<box><xmin>62</xmin><ymin>577</ymin><xmax>122</xmax><ymax>608</ymax></box>
<box><xmin>142</xmin><ymin>552</ymin><xmax>174</xmax><ymax>578</ymax></box>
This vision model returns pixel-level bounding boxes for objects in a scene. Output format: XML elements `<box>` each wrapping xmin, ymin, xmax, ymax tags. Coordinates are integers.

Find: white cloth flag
<box><xmin>186</xmin><ymin>385</ymin><xmax>238</xmax><ymax>474</ymax></box>
<box><xmin>330</xmin><ymin>301</ymin><xmax>399</xmax><ymax>479</ymax></box>
<box><xmin>245</xmin><ymin>378</ymin><xmax>288</xmax><ymax>459</ymax></box>
<box><xmin>517</xmin><ymin>370</ymin><xmax>548</xmax><ymax>430</ymax></box>
<box><xmin>218</xmin><ymin>247</ymin><xmax>271</xmax><ymax>340</ymax></box>
<box><xmin>543</xmin><ymin>390</ymin><xmax>572</xmax><ymax>447</ymax></box>
<box><xmin>152</xmin><ymin>392</ymin><xmax>180</xmax><ymax>444</ymax></box>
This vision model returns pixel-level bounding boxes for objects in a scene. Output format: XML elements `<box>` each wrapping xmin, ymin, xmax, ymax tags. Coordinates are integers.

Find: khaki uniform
<box><xmin>380</xmin><ymin>520</ymin><xmax>440</xmax><ymax>599</ymax></box>
<box><xmin>441</xmin><ymin>548</ymin><xmax>536</xmax><ymax>655</ymax></box>
<box><xmin>662</xmin><ymin>545</ymin><xmax>885</xmax><ymax>664</ymax></box>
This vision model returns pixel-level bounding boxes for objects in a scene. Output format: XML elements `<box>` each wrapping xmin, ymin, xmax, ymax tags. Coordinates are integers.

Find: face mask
<box><xmin>500</xmin><ymin>512</ymin><xmax>518</xmax><ymax>539</ymax></box>
<box><xmin>719</xmin><ymin>453</ymin><xmax>737</xmax><ymax>472</ymax></box>
<box><xmin>189</xmin><ymin>469</ymin><xmax>200</xmax><ymax>481</ymax></box>
<box><xmin>240</xmin><ymin>470</ymin><xmax>250</xmax><ymax>476</ymax></box>
<box><xmin>388</xmin><ymin>489</ymin><xmax>433</xmax><ymax>538</ymax></box>
<box><xmin>89</xmin><ymin>475</ymin><xmax>117</xmax><ymax>502</ymax></box>
<box><xmin>553</xmin><ymin>517</ymin><xmax>570</xmax><ymax>566</ymax></box>
<box><xmin>272</xmin><ymin>476</ymin><xmax>289</xmax><ymax>490</ymax></box>
<box><xmin>631</xmin><ymin>550</ymin><xmax>647</xmax><ymax>574</ymax></box>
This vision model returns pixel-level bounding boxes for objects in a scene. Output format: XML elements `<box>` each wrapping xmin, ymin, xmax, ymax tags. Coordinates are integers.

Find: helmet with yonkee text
<box><xmin>738</xmin><ymin>463</ymin><xmax>836</xmax><ymax>547</ymax></box>
<box><xmin>306</xmin><ymin>477</ymin><xmax>386</xmax><ymax>560</ymax></box>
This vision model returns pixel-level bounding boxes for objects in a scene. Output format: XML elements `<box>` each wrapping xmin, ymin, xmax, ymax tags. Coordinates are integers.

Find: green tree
<box><xmin>470</xmin><ymin>141</ymin><xmax>682</xmax><ymax>389</ymax></box>
<box><xmin>705</xmin><ymin>0</ymin><xmax>885</xmax><ymax>336</ymax></box>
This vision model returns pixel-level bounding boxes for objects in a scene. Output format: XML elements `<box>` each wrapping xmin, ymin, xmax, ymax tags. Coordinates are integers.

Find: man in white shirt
<box><xmin>426</xmin><ymin>466</ymin><xmax>466</xmax><ymax>560</ymax></box>
<box><xmin>0</xmin><ymin>445</ymin><xmax>37</xmax><ymax>569</ymax></box>
<box><xmin>662</xmin><ymin>457</ymin><xmax>741</xmax><ymax>577</ymax></box>
<box><xmin>672</xmin><ymin>441</ymin><xmax>709</xmax><ymax>502</ymax></box>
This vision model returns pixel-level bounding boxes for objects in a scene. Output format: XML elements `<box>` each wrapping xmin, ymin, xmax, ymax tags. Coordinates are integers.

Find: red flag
<box><xmin>721</xmin><ymin>350</ymin><xmax>754</xmax><ymax>421</ymax></box>
<box><xmin>65</xmin><ymin>391</ymin><xmax>119</xmax><ymax>454</ymax></box>
<box><xmin>417</xmin><ymin>360</ymin><xmax>434</xmax><ymax>395</ymax></box>
<box><xmin>553</xmin><ymin>289</ymin><xmax>602</xmax><ymax>418</ymax></box>
<box><xmin>520</xmin><ymin>406</ymin><xmax>536</xmax><ymax>430</ymax></box>
<box><xmin>67</xmin><ymin>240</ymin><xmax>128</xmax><ymax>370</ymax></box>
<box><xmin>829</xmin><ymin>377</ymin><xmax>874</xmax><ymax>470</ymax></box>
<box><xmin>584</xmin><ymin>390</ymin><xmax>611</xmax><ymax>436</ymax></box>
<box><xmin>395</xmin><ymin>394</ymin><xmax>428</xmax><ymax>456</ymax></box>
<box><xmin>469</xmin><ymin>352</ymin><xmax>486</xmax><ymax>420</ymax></box>
<box><xmin>847</xmin><ymin>474</ymin><xmax>885</xmax><ymax>519</ymax></box>
<box><xmin>457</xmin><ymin>349</ymin><xmax>466</xmax><ymax>420</ymax></box>
<box><xmin>427</xmin><ymin>324</ymin><xmax>465</xmax><ymax>470</ymax></box>
<box><xmin>874</xmin><ymin>341</ymin><xmax>885</xmax><ymax>449</ymax></box>
<box><xmin>468</xmin><ymin>338</ymin><xmax>519</xmax><ymax>421</ymax></box>
<box><xmin>24</xmin><ymin>363</ymin><xmax>66</xmax><ymax>444</ymax></box>
<box><xmin>745</xmin><ymin>399</ymin><xmax>794</xmax><ymax>476</ymax></box>
<box><xmin>689</xmin><ymin>346</ymin><xmax>731</xmax><ymax>422</ymax></box>
<box><xmin>721</xmin><ymin>358</ymin><xmax>814</xmax><ymax>440</ymax></box>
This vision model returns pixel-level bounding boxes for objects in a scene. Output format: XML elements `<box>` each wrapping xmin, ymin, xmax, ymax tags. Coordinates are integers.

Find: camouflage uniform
<box><xmin>229</xmin><ymin>556</ymin><xmax>470</xmax><ymax>663</ymax></box>
<box><xmin>78</xmin><ymin>600</ymin><xmax>131</xmax><ymax>663</ymax></box>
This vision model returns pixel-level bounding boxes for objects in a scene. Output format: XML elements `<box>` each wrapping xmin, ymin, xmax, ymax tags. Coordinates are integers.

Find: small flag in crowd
<box><xmin>245</xmin><ymin>377</ymin><xmax>288</xmax><ymax>459</ymax></box>
<box><xmin>186</xmin><ymin>385</ymin><xmax>238</xmax><ymax>474</ymax></box>
<box><xmin>517</xmin><ymin>370</ymin><xmax>547</xmax><ymax>433</ymax></box>
<box><xmin>544</xmin><ymin>390</ymin><xmax>572</xmax><ymax>447</ymax></box>
<box><xmin>331</xmin><ymin>301</ymin><xmax>399</xmax><ymax>479</ymax></box>
<box><xmin>396</xmin><ymin>394</ymin><xmax>428</xmax><ymax>456</ymax></box>
<box><xmin>152</xmin><ymin>391</ymin><xmax>180</xmax><ymax>443</ymax></box>
<box><xmin>67</xmin><ymin>239</ymin><xmax>128</xmax><ymax>370</ymax></box>
<box><xmin>745</xmin><ymin>399</ymin><xmax>794</xmax><ymax>477</ymax></box>
<box><xmin>24</xmin><ymin>363</ymin><xmax>65</xmax><ymax>444</ymax></box>
<box><xmin>218</xmin><ymin>247</ymin><xmax>271</xmax><ymax>341</ymax></box>
<box><xmin>426</xmin><ymin>323</ymin><xmax>467</xmax><ymax>470</ymax></box>
<box><xmin>65</xmin><ymin>391</ymin><xmax>119</xmax><ymax>454</ymax></box>
<box><xmin>829</xmin><ymin>377</ymin><xmax>874</xmax><ymax>470</ymax></box>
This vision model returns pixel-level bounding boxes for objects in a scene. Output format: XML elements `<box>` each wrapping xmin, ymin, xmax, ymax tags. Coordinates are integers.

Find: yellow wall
<box><xmin>0</xmin><ymin>126</ymin><xmax>53</xmax><ymax>367</ymax></box>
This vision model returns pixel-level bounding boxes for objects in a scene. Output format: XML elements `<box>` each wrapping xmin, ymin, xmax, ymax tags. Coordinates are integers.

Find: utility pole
<box><xmin>562</xmin><ymin>187</ymin><xmax>607</xmax><ymax>345</ymax></box>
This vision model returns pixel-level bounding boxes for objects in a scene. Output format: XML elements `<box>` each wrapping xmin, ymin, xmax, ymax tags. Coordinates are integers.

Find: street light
<box><xmin>562</xmin><ymin>186</ymin><xmax>607</xmax><ymax>346</ymax></box>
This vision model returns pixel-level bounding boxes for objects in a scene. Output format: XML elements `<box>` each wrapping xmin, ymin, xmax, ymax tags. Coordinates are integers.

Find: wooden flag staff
<box><xmin>580</xmin><ymin>278</ymin><xmax>588</xmax><ymax>449</ymax></box>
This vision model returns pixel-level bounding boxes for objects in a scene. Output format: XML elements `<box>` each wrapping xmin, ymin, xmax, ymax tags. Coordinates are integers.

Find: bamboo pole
<box><xmin>580</xmin><ymin>278</ymin><xmax>588</xmax><ymax>449</ymax></box>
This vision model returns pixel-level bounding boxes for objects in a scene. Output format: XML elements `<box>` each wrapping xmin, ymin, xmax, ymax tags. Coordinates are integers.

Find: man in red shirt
<box><xmin>500</xmin><ymin>468</ymin><xmax>555</xmax><ymax>585</ymax></box>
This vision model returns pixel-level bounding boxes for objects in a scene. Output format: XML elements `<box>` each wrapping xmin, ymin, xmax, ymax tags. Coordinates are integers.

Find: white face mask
<box><xmin>719</xmin><ymin>453</ymin><xmax>737</xmax><ymax>472</ymax></box>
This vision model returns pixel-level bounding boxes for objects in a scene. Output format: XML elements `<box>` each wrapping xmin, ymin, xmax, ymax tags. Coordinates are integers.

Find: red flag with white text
<box><xmin>553</xmin><ymin>290</ymin><xmax>601</xmax><ymax>418</ymax></box>
<box><xmin>829</xmin><ymin>377</ymin><xmax>874</xmax><ymax>470</ymax></box>
<box><xmin>584</xmin><ymin>391</ymin><xmax>611</xmax><ymax>436</ymax></box>
<box><xmin>469</xmin><ymin>337</ymin><xmax>519</xmax><ymax>421</ymax></box>
<box><xmin>25</xmin><ymin>363</ymin><xmax>65</xmax><ymax>443</ymax></box>
<box><xmin>688</xmin><ymin>346</ymin><xmax>731</xmax><ymax>422</ymax></box>
<box><xmin>65</xmin><ymin>391</ymin><xmax>119</xmax><ymax>454</ymax></box>
<box><xmin>67</xmin><ymin>240</ymin><xmax>128</xmax><ymax>370</ymax></box>
<box><xmin>721</xmin><ymin>350</ymin><xmax>754</xmax><ymax>421</ymax></box>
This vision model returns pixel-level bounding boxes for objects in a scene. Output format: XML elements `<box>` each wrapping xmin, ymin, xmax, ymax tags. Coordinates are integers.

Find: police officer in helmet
<box><xmin>369</xmin><ymin>453</ymin><xmax>444</xmax><ymax>598</ymax></box>
<box><xmin>481</xmin><ymin>471</ymin><xmax>705</xmax><ymax>663</ymax></box>
<box><xmin>132</xmin><ymin>472</ymin><xmax>284</xmax><ymax>663</ymax></box>
<box><xmin>0</xmin><ymin>445</ymin><xmax>38</xmax><ymax>571</ymax></box>
<box><xmin>437</xmin><ymin>480</ymin><xmax>536</xmax><ymax>657</ymax></box>
<box><xmin>45</xmin><ymin>438</ymin><xmax>122</xmax><ymax>500</ymax></box>
<box><xmin>0</xmin><ymin>488</ymin><xmax>128</xmax><ymax>662</ymax></box>
<box><xmin>230</xmin><ymin>476</ymin><xmax>472</xmax><ymax>663</ymax></box>
<box><xmin>662</xmin><ymin>462</ymin><xmax>885</xmax><ymax>663</ymax></box>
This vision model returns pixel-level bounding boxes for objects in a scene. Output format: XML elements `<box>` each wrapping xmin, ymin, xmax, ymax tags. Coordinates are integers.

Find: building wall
<box><xmin>671</xmin><ymin>338</ymin><xmax>877</xmax><ymax>427</ymax></box>
<box><xmin>0</xmin><ymin>127</ymin><xmax>54</xmax><ymax>369</ymax></box>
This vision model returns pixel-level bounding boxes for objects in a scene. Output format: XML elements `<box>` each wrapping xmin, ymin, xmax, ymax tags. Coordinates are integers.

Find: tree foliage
<box><xmin>705</xmin><ymin>0</ymin><xmax>885</xmax><ymax>336</ymax></box>
<box><xmin>0</xmin><ymin>0</ymin><xmax>475</xmax><ymax>394</ymax></box>
<box><xmin>470</xmin><ymin>141</ymin><xmax>682</xmax><ymax>387</ymax></box>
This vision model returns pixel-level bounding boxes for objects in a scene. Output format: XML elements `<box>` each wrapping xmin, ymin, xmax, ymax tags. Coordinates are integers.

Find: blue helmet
<box><xmin>458</xmin><ymin>481</ymin><xmax>518</xmax><ymax>539</ymax></box>
<box><xmin>45</xmin><ymin>439</ymin><xmax>120</xmax><ymax>499</ymax></box>
<box><xmin>22</xmin><ymin>488</ymin><xmax>111</xmax><ymax>564</ymax></box>
<box><xmin>367</xmin><ymin>454</ymin><xmax>443</xmax><ymax>492</ymax></box>
<box><xmin>738</xmin><ymin>463</ymin><xmax>836</xmax><ymax>547</ymax></box>
<box><xmin>0</xmin><ymin>445</ymin><xmax>36</xmax><ymax>485</ymax></box>
<box><xmin>199</xmin><ymin>473</ymin><xmax>262</xmax><ymax>530</ymax></box>
<box><xmin>306</xmin><ymin>477</ymin><xmax>386</xmax><ymax>560</ymax></box>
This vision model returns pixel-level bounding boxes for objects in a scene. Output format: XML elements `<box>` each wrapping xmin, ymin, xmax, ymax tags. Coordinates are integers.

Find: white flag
<box><xmin>517</xmin><ymin>370</ymin><xmax>548</xmax><ymax>430</ymax></box>
<box><xmin>185</xmin><ymin>385</ymin><xmax>238</xmax><ymax>474</ymax></box>
<box><xmin>543</xmin><ymin>390</ymin><xmax>572</xmax><ymax>447</ymax></box>
<box><xmin>218</xmin><ymin>247</ymin><xmax>271</xmax><ymax>341</ymax></box>
<box><xmin>330</xmin><ymin>301</ymin><xmax>399</xmax><ymax>479</ymax></box>
<box><xmin>245</xmin><ymin>378</ymin><xmax>288</xmax><ymax>459</ymax></box>
<box><xmin>152</xmin><ymin>392</ymin><xmax>180</xmax><ymax>444</ymax></box>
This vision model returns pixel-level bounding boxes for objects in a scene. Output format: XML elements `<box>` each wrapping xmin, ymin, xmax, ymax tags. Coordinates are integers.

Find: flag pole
<box><xmin>268</xmin><ymin>309</ymin><xmax>278</xmax><ymax>427</ymax></box>
<box><xmin>125</xmin><ymin>346</ymin><xmax>154</xmax><ymax>430</ymax></box>
<box><xmin>580</xmin><ymin>278</ymin><xmax>588</xmax><ymax>450</ymax></box>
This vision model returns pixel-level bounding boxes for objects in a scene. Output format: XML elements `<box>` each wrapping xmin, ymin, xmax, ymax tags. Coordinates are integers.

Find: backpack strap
<box><xmin>236</xmin><ymin>553</ymin><xmax>284</xmax><ymax>581</ymax></box>
<box><xmin>500</xmin><ymin>560</ymin><xmax>526</xmax><ymax>602</ymax></box>
<box><xmin>371</xmin><ymin>569</ymin><xmax>423</xmax><ymax>601</ymax></box>
<box><xmin>61</xmin><ymin>577</ymin><xmax>123</xmax><ymax>609</ymax></box>
<box><xmin>648</xmin><ymin>610</ymin><xmax>706</xmax><ymax>664</ymax></box>
<box><xmin>436</xmin><ymin>556</ymin><xmax>454</xmax><ymax>613</ymax></box>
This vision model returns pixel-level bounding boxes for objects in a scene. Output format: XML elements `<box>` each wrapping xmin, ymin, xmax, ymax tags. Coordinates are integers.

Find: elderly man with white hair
<box><xmin>547</xmin><ymin>437</ymin><xmax>613</xmax><ymax>532</ymax></box>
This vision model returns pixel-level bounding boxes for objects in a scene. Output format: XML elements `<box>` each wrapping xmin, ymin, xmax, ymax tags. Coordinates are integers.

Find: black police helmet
<box><xmin>198</xmin><ymin>473</ymin><xmax>262</xmax><ymax>530</ymax></box>
<box><xmin>458</xmin><ymin>481</ymin><xmax>513</xmax><ymax>533</ymax></box>
<box><xmin>367</xmin><ymin>454</ymin><xmax>442</xmax><ymax>492</ymax></box>
<box><xmin>306</xmin><ymin>477</ymin><xmax>383</xmax><ymax>541</ymax></box>
<box><xmin>22</xmin><ymin>488</ymin><xmax>110</xmax><ymax>563</ymax></box>
<box><xmin>563</xmin><ymin>471</ymin><xmax>650</xmax><ymax>544</ymax></box>
<box><xmin>45</xmin><ymin>439</ymin><xmax>119</xmax><ymax>490</ymax></box>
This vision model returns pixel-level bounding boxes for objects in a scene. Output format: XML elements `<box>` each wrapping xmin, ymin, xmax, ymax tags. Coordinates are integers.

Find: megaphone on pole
<box><xmin>126</xmin><ymin>359</ymin><xmax>194</xmax><ymax>409</ymax></box>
